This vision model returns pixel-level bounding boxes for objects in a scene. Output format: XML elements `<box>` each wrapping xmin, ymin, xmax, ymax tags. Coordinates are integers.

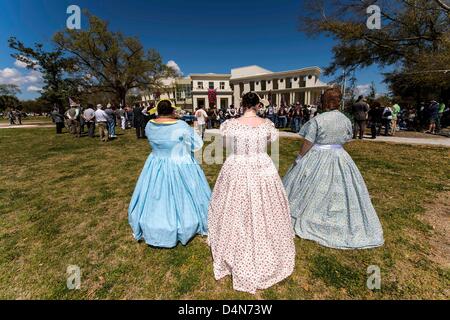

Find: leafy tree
<box><xmin>300</xmin><ymin>0</ymin><xmax>450</xmax><ymax>102</ymax></box>
<box><xmin>0</xmin><ymin>95</ymin><xmax>19</xmax><ymax>112</ymax></box>
<box><xmin>53</xmin><ymin>12</ymin><xmax>177</xmax><ymax>106</ymax></box>
<box><xmin>0</xmin><ymin>84</ymin><xmax>21</xmax><ymax>112</ymax></box>
<box><xmin>8</xmin><ymin>37</ymin><xmax>80</xmax><ymax>110</ymax></box>
<box><xmin>0</xmin><ymin>84</ymin><xmax>21</xmax><ymax>96</ymax></box>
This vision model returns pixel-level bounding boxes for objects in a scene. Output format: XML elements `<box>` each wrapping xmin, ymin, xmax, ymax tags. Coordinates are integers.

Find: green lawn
<box><xmin>0</xmin><ymin>127</ymin><xmax>449</xmax><ymax>299</ymax></box>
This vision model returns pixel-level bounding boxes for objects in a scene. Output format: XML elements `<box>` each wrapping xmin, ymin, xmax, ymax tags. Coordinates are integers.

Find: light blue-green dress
<box><xmin>283</xmin><ymin>110</ymin><xmax>384</xmax><ymax>249</ymax></box>
<box><xmin>128</xmin><ymin>120</ymin><xmax>211</xmax><ymax>248</ymax></box>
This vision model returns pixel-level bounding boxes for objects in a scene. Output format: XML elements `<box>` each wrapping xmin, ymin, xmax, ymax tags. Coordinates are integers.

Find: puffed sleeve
<box><xmin>219</xmin><ymin>120</ymin><xmax>230</xmax><ymax>136</ymax></box>
<box><xmin>183</xmin><ymin>123</ymin><xmax>203</xmax><ymax>152</ymax></box>
<box><xmin>267</xmin><ymin>120</ymin><xmax>279</xmax><ymax>142</ymax></box>
<box><xmin>344</xmin><ymin>117</ymin><xmax>353</xmax><ymax>143</ymax></box>
<box><xmin>299</xmin><ymin>119</ymin><xmax>318</xmax><ymax>144</ymax></box>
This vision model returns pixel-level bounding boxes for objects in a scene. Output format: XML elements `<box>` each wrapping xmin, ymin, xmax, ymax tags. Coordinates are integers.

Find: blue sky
<box><xmin>0</xmin><ymin>0</ymin><xmax>388</xmax><ymax>100</ymax></box>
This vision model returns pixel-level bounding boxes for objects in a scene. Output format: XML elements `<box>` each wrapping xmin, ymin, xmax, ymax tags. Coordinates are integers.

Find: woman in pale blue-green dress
<box><xmin>283</xmin><ymin>88</ymin><xmax>384</xmax><ymax>249</ymax></box>
<box><xmin>128</xmin><ymin>100</ymin><xmax>211</xmax><ymax>248</ymax></box>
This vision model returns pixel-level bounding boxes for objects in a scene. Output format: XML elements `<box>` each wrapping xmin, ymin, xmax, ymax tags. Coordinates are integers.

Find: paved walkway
<box><xmin>1</xmin><ymin>123</ymin><xmax>449</xmax><ymax>147</ymax></box>
<box><xmin>0</xmin><ymin>122</ymin><xmax>53</xmax><ymax>129</ymax></box>
<box><xmin>206</xmin><ymin>129</ymin><xmax>450</xmax><ymax>148</ymax></box>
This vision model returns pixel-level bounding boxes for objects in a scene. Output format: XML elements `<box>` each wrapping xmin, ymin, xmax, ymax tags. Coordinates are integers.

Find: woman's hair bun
<box><xmin>242</xmin><ymin>92</ymin><xmax>260</xmax><ymax>109</ymax></box>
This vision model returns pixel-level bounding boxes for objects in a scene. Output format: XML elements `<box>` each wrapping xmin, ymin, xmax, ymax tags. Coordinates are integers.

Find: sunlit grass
<box><xmin>0</xmin><ymin>127</ymin><xmax>448</xmax><ymax>299</ymax></box>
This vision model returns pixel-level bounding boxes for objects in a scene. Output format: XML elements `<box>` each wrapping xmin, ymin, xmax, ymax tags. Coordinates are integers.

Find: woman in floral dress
<box><xmin>208</xmin><ymin>92</ymin><xmax>295</xmax><ymax>294</ymax></box>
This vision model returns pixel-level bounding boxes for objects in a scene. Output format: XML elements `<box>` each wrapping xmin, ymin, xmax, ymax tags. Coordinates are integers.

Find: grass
<box><xmin>0</xmin><ymin>127</ymin><xmax>449</xmax><ymax>299</ymax></box>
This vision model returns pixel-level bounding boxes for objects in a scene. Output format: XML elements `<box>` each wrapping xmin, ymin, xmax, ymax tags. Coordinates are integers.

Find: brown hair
<box><xmin>321</xmin><ymin>86</ymin><xmax>342</xmax><ymax>111</ymax></box>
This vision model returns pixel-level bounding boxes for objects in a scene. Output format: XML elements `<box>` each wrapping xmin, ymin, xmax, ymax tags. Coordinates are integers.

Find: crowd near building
<box><xmin>140</xmin><ymin>65</ymin><xmax>329</xmax><ymax>111</ymax></box>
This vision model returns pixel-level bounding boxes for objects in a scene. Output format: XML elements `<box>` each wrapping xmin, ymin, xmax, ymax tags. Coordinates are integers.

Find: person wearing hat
<box><xmin>65</xmin><ymin>99</ymin><xmax>81</xmax><ymax>137</ymax></box>
<box><xmin>128</xmin><ymin>99</ymin><xmax>210</xmax><ymax>248</ymax></box>
<box><xmin>50</xmin><ymin>107</ymin><xmax>65</xmax><ymax>134</ymax></box>
<box><xmin>94</xmin><ymin>104</ymin><xmax>109</xmax><ymax>142</ymax></box>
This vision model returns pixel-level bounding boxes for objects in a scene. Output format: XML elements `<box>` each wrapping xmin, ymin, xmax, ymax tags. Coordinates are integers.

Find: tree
<box><xmin>0</xmin><ymin>95</ymin><xmax>19</xmax><ymax>112</ymax></box>
<box><xmin>53</xmin><ymin>12</ymin><xmax>177</xmax><ymax>106</ymax></box>
<box><xmin>0</xmin><ymin>84</ymin><xmax>21</xmax><ymax>112</ymax></box>
<box><xmin>0</xmin><ymin>84</ymin><xmax>21</xmax><ymax>96</ymax></box>
<box><xmin>8</xmin><ymin>37</ymin><xmax>80</xmax><ymax>110</ymax></box>
<box><xmin>300</xmin><ymin>0</ymin><xmax>450</xmax><ymax>101</ymax></box>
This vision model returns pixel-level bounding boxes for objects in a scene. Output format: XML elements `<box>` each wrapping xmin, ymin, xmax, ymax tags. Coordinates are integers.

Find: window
<box><xmin>286</xmin><ymin>77</ymin><xmax>292</xmax><ymax>89</ymax></box>
<box><xmin>197</xmin><ymin>82</ymin><xmax>203</xmax><ymax>89</ymax></box>
<box><xmin>261</xmin><ymin>80</ymin><xmax>266</xmax><ymax>91</ymax></box>
<box><xmin>250</xmin><ymin>81</ymin><xmax>255</xmax><ymax>91</ymax></box>
<box><xmin>299</xmin><ymin>77</ymin><xmax>306</xmax><ymax>88</ymax></box>
<box><xmin>209</xmin><ymin>82</ymin><xmax>214</xmax><ymax>89</ymax></box>
<box><xmin>220</xmin><ymin>82</ymin><xmax>225</xmax><ymax>90</ymax></box>
<box><xmin>273</xmin><ymin>79</ymin><xmax>278</xmax><ymax>90</ymax></box>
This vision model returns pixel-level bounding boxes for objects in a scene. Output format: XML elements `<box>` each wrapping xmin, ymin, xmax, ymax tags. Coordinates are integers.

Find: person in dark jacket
<box><xmin>351</xmin><ymin>95</ymin><xmax>370</xmax><ymax>139</ymax></box>
<box><xmin>51</xmin><ymin>107</ymin><xmax>66</xmax><ymax>134</ymax></box>
<box><xmin>368</xmin><ymin>101</ymin><xmax>383</xmax><ymax>139</ymax></box>
<box><xmin>133</xmin><ymin>103</ymin><xmax>148</xmax><ymax>139</ymax></box>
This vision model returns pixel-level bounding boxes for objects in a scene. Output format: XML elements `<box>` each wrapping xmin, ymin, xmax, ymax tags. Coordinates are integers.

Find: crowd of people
<box><xmin>5</xmin><ymin>108</ymin><xmax>24</xmax><ymax>125</ymax></box>
<box><xmin>188</xmin><ymin>102</ymin><xmax>320</xmax><ymax>134</ymax></box>
<box><xmin>48</xmin><ymin>95</ymin><xmax>448</xmax><ymax>143</ymax></box>
<box><xmin>50</xmin><ymin>101</ymin><xmax>157</xmax><ymax>141</ymax></box>
<box><xmin>352</xmin><ymin>96</ymin><xmax>448</xmax><ymax>140</ymax></box>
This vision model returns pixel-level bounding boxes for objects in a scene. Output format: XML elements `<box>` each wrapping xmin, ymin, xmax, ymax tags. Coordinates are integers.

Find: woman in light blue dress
<box><xmin>128</xmin><ymin>100</ymin><xmax>211</xmax><ymax>248</ymax></box>
<box><xmin>283</xmin><ymin>88</ymin><xmax>384</xmax><ymax>249</ymax></box>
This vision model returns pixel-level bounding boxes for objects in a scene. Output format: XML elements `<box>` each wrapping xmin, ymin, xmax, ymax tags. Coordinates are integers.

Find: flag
<box><xmin>69</xmin><ymin>98</ymin><xmax>80</xmax><ymax>107</ymax></box>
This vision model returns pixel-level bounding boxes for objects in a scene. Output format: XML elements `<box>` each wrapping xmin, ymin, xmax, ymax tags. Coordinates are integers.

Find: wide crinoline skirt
<box><xmin>283</xmin><ymin>147</ymin><xmax>384</xmax><ymax>249</ymax></box>
<box><xmin>208</xmin><ymin>154</ymin><xmax>296</xmax><ymax>294</ymax></box>
<box><xmin>128</xmin><ymin>155</ymin><xmax>211</xmax><ymax>248</ymax></box>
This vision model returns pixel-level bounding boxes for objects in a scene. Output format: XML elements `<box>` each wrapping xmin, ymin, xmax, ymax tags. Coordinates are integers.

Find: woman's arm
<box><xmin>299</xmin><ymin>139</ymin><xmax>314</xmax><ymax>157</ymax></box>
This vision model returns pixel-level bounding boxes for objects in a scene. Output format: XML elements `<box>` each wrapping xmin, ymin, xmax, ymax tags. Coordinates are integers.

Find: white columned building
<box><xmin>190</xmin><ymin>74</ymin><xmax>233</xmax><ymax>110</ymax></box>
<box><xmin>143</xmin><ymin>65</ymin><xmax>329</xmax><ymax>111</ymax></box>
<box><xmin>229</xmin><ymin>65</ymin><xmax>329</xmax><ymax>107</ymax></box>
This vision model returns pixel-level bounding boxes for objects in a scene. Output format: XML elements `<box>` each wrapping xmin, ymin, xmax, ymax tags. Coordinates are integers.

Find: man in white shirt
<box><xmin>195</xmin><ymin>106</ymin><xmax>208</xmax><ymax>139</ymax></box>
<box><xmin>82</xmin><ymin>104</ymin><xmax>96</xmax><ymax>138</ymax></box>
<box><xmin>94</xmin><ymin>104</ymin><xmax>109</xmax><ymax>142</ymax></box>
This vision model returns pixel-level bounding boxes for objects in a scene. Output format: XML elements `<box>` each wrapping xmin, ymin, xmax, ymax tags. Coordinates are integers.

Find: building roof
<box><xmin>230</xmin><ymin>65</ymin><xmax>323</xmax><ymax>81</ymax></box>
<box><xmin>230</xmin><ymin>65</ymin><xmax>272</xmax><ymax>79</ymax></box>
<box><xmin>190</xmin><ymin>73</ymin><xmax>231</xmax><ymax>80</ymax></box>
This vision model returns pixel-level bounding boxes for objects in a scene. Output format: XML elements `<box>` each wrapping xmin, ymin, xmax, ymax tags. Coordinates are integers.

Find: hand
<box><xmin>294</xmin><ymin>154</ymin><xmax>303</xmax><ymax>166</ymax></box>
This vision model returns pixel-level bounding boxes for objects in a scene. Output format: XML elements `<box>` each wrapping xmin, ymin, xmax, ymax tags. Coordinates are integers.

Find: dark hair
<box><xmin>242</xmin><ymin>92</ymin><xmax>260</xmax><ymax>109</ymax></box>
<box><xmin>157</xmin><ymin>100</ymin><xmax>174</xmax><ymax>116</ymax></box>
<box><xmin>372</xmin><ymin>101</ymin><xmax>381</xmax><ymax>108</ymax></box>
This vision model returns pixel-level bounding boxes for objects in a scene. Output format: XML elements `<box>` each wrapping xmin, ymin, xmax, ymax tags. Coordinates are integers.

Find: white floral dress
<box><xmin>208</xmin><ymin>118</ymin><xmax>295</xmax><ymax>294</ymax></box>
